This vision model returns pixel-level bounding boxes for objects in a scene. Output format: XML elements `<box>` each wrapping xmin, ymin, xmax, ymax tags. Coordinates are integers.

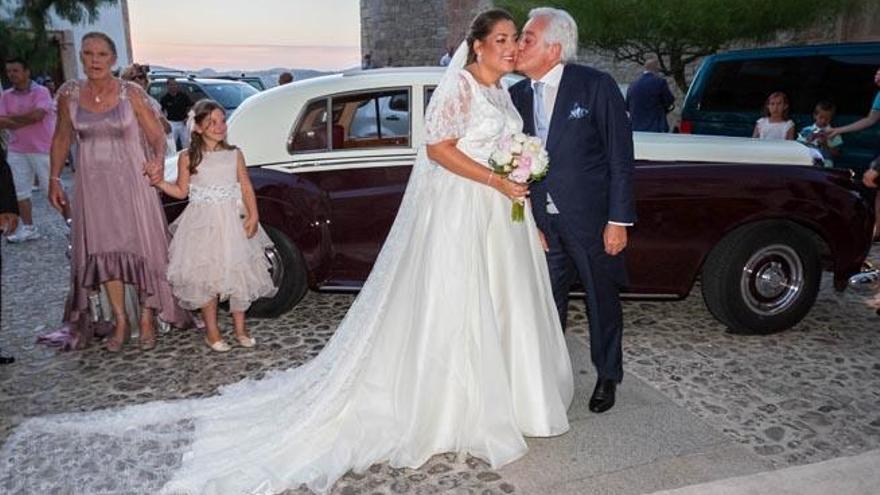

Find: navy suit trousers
<box><xmin>543</xmin><ymin>213</ymin><xmax>624</xmax><ymax>383</ymax></box>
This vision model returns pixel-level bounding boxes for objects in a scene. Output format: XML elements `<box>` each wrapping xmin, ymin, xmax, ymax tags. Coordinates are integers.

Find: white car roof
<box><xmin>227</xmin><ymin>68</ymin><xmax>817</xmax><ymax>168</ymax></box>
<box><xmin>634</xmin><ymin>132</ymin><xmax>817</xmax><ymax>166</ymax></box>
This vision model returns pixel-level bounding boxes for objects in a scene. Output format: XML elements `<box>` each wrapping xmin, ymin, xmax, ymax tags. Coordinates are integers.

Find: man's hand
<box><xmin>604</xmin><ymin>224</ymin><xmax>628</xmax><ymax>256</ymax></box>
<box><xmin>0</xmin><ymin>213</ymin><xmax>19</xmax><ymax>235</ymax></box>
<box><xmin>864</xmin><ymin>169</ymin><xmax>879</xmax><ymax>189</ymax></box>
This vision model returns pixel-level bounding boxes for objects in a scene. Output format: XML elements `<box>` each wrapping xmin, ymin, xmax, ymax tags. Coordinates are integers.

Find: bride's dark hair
<box><xmin>466</xmin><ymin>8</ymin><xmax>515</xmax><ymax>65</ymax></box>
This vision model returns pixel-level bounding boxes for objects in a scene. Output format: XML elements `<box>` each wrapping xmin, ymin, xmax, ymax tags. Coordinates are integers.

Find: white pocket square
<box><xmin>569</xmin><ymin>104</ymin><xmax>589</xmax><ymax>120</ymax></box>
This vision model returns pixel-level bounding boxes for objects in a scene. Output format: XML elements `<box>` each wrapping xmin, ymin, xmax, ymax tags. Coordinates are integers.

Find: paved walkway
<box><xmin>649</xmin><ymin>449</ymin><xmax>880</xmax><ymax>495</ymax></box>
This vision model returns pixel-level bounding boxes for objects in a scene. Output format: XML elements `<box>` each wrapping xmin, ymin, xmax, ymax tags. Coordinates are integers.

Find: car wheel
<box><xmin>247</xmin><ymin>226</ymin><xmax>308</xmax><ymax>318</ymax></box>
<box><xmin>701</xmin><ymin>223</ymin><xmax>821</xmax><ymax>334</ymax></box>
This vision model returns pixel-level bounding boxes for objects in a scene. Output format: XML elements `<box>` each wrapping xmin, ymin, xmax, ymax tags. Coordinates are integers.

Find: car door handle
<box><xmin>385</xmin><ymin>115</ymin><xmax>400</xmax><ymax>121</ymax></box>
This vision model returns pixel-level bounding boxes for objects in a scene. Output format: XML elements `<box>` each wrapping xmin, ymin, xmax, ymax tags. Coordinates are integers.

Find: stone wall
<box><xmin>360</xmin><ymin>0</ymin><xmax>490</xmax><ymax>67</ymax></box>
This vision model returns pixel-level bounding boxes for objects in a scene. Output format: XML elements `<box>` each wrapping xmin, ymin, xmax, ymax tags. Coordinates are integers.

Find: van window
<box><xmin>700</xmin><ymin>55</ymin><xmax>880</xmax><ymax>116</ymax></box>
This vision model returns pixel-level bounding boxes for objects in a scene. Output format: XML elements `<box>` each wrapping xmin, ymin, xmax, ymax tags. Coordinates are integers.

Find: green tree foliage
<box><xmin>498</xmin><ymin>0</ymin><xmax>863</xmax><ymax>91</ymax></box>
<box><xmin>1</xmin><ymin>0</ymin><xmax>117</xmax><ymax>81</ymax></box>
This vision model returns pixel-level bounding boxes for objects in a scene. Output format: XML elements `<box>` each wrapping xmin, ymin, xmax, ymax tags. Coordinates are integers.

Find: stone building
<box><xmin>360</xmin><ymin>0</ymin><xmax>491</xmax><ymax>68</ymax></box>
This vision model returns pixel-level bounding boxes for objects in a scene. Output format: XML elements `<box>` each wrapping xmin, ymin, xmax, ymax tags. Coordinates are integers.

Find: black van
<box><xmin>680</xmin><ymin>42</ymin><xmax>880</xmax><ymax>173</ymax></box>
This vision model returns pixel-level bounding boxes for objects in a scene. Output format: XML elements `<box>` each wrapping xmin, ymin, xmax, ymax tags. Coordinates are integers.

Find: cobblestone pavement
<box><xmin>1</xmin><ymin>187</ymin><xmax>878</xmax><ymax>493</ymax></box>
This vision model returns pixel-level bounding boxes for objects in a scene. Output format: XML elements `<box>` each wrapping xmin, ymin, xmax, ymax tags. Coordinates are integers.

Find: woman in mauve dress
<box><xmin>47</xmin><ymin>31</ymin><xmax>189</xmax><ymax>351</ymax></box>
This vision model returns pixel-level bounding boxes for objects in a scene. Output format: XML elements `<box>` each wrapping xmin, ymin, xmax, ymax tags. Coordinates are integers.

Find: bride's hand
<box><xmin>491</xmin><ymin>176</ymin><xmax>528</xmax><ymax>202</ymax></box>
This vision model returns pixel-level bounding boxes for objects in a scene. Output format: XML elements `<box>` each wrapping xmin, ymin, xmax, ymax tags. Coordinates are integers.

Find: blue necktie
<box><xmin>533</xmin><ymin>81</ymin><xmax>549</xmax><ymax>144</ymax></box>
<box><xmin>532</xmin><ymin>81</ymin><xmax>560</xmax><ymax>214</ymax></box>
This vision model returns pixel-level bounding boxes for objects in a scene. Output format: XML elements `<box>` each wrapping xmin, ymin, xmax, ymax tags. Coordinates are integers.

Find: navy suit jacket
<box><xmin>0</xmin><ymin>145</ymin><xmax>18</xmax><ymax>216</ymax></box>
<box><xmin>625</xmin><ymin>72</ymin><xmax>674</xmax><ymax>133</ymax></box>
<box><xmin>510</xmin><ymin>64</ymin><xmax>636</xmax><ymax>242</ymax></box>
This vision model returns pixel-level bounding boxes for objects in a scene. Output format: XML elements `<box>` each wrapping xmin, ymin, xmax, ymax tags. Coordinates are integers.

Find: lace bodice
<box><xmin>425</xmin><ymin>69</ymin><xmax>523</xmax><ymax>165</ymax></box>
<box><xmin>188</xmin><ymin>149</ymin><xmax>240</xmax><ymax>203</ymax></box>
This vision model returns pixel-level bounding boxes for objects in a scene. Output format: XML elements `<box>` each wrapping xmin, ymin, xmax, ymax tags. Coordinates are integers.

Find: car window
<box><xmin>700</xmin><ymin>55</ymin><xmax>880</xmax><ymax>116</ymax></box>
<box><xmin>175</xmin><ymin>82</ymin><xmax>204</xmax><ymax>102</ymax></box>
<box><xmin>289</xmin><ymin>99</ymin><xmax>329</xmax><ymax>153</ymax></box>
<box><xmin>424</xmin><ymin>86</ymin><xmax>436</xmax><ymax>110</ymax></box>
<box><xmin>330</xmin><ymin>89</ymin><xmax>410</xmax><ymax>150</ymax></box>
<box><xmin>148</xmin><ymin>81</ymin><xmax>166</xmax><ymax>100</ymax></box>
<box><xmin>201</xmin><ymin>82</ymin><xmax>259</xmax><ymax>109</ymax></box>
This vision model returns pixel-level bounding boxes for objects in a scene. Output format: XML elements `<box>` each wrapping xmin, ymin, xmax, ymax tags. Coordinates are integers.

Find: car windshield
<box><xmin>201</xmin><ymin>82</ymin><xmax>258</xmax><ymax>109</ymax></box>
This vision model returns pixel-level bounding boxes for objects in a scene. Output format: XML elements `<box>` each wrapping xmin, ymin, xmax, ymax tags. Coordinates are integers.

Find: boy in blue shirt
<box><xmin>798</xmin><ymin>101</ymin><xmax>843</xmax><ymax>167</ymax></box>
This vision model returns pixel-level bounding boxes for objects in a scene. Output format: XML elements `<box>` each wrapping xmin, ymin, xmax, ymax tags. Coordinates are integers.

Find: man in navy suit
<box><xmin>510</xmin><ymin>7</ymin><xmax>635</xmax><ymax>413</ymax></box>
<box><xmin>626</xmin><ymin>58</ymin><xmax>675</xmax><ymax>132</ymax></box>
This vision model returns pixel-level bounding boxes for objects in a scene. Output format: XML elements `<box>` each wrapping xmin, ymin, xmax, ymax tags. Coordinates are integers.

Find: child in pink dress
<box><xmin>156</xmin><ymin>99</ymin><xmax>276</xmax><ymax>352</ymax></box>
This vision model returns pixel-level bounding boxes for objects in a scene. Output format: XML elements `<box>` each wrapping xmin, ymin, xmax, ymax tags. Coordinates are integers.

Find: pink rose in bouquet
<box><xmin>488</xmin><ymin>132</ymin><xmax>550</xmax><ymax>222</ymax></box>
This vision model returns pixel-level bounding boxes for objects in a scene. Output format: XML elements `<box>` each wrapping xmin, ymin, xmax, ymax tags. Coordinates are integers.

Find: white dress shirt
<box><xmin>531</xmin><ymin>63</ymin><xmax>633</xmax><ymax>227</ymax></box>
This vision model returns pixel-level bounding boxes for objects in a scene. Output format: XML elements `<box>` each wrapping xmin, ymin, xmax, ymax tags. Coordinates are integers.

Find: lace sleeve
<box><xmin>424</xmin><ymin>71</ymin><xmax>473</xmax><ymax>144</ymax></box>
<box><xmin>55</xmin><ymin>80</ymin><xmax>80</xmax><ymax>110</ymax></box>
<box><xmin>124</xmin><ymin>81</ymin><xmax>167</xmax><ymax>162</ymax></box>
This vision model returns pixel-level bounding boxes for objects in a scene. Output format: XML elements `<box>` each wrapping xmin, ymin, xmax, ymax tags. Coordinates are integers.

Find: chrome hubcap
<box><xmin>741</xmin><ymin>244</ymin><xmax>803</xmax><ymax>316</ymax></box>
<box><xmin>264</xmin><ymin>247</ymin><xmax>284</xmax><ymax>288</ymax></box>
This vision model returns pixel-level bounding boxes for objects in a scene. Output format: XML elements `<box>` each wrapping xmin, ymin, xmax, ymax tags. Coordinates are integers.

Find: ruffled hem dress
<box><xmin>166</xmin><ymin>149</ymin><xmax>276</xmax><ymax>312</ymax></box>
<box><xmin>56</xmin><ymin>80</ymin><xmax>192</xmax><ymax>348</ymax></box>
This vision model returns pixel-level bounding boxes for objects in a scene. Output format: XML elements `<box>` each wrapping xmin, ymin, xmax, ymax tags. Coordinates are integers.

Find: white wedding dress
<box><xmin>0</xmin><ymin>44</ymin><xmax>573</xmax><ymax>494</ymax></box>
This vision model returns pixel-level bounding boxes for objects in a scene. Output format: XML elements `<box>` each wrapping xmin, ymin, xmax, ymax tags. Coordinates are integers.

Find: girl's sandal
<box><xmin>204</xmin><ymin>337</ymin><xmax>231</xmax><ymax>353</ymax></box>
<box><xmin>235</xmin><ymin>334</ymin><xmax>256</xmax><ymax>348</ymax></box>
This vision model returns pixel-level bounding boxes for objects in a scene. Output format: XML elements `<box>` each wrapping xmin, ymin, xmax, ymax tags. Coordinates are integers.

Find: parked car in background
<box><xmin>680</xmin><ymin>42</ymin><xmax>880</xmax><ymax>174</ymax></box>
<box><xmin>214</xmin><ymin>74</ymin><xmax>267</xmax><ymax>91</ymax></box>
<box><xmin>147</xmin><ymin>75</ymin><xmax>259</xmax><ymax>114</ymax></box>
<box><xmin>162</xmin><ymin>67</ymin><xmax>876</xmax><ymax>334</ymax></box>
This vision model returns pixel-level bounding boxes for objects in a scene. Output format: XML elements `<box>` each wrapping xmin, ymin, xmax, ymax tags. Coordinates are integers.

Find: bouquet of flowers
<box><xmin>488</xmin><ymin>132</ymin><xmax>550</xmax><ymax>222</ymax></box>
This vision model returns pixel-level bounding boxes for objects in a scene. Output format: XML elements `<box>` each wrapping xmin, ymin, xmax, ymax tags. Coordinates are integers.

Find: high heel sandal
<box><xmin>139</xmin><ymin>331</ymin><xmax>157</xmax><ymax>351</ymax></box>
<box><xmin>106</xmin><ymin>321</ymin><xmax>130</xmax><ymax>353</ymax></box>
<box><xmin>139</xmin><ymin>310</ymin><xmax>157</xmax><ymax>351</ymax></box>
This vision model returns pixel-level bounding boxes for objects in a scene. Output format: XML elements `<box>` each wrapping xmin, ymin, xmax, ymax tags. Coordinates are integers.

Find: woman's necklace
<box><xmin>87</xmin><ymin>81</ymin><xmax>113</xmax><ymax>104</ymax></box>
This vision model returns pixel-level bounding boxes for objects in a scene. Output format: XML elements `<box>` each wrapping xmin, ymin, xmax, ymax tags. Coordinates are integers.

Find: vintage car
<box><xmin>163</xmin><ymin>67</ymin><xmax>876</xmax><ymax>334</ymax></box>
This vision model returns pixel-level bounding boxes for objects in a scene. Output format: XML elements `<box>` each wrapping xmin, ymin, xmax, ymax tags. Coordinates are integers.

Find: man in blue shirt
<box><xmin>625</xmin><ymin>58</ymin><xmax>675</xmax><ymax>132</ymax></box>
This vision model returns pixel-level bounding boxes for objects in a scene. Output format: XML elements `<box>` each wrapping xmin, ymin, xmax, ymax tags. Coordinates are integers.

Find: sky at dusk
<box><xmin>128</xmin><ymin>0</ymin><xmax>361</xmax><ymax>71</ymax></box>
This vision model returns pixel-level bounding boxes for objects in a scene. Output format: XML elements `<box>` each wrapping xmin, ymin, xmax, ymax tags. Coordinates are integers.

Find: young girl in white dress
<box><xmin>753</xmin><ymin>91</ymin><xmax>796</xmax><ymax>140</ymax></box>
<box><xmin>156</xmin><ymin>99</ymin><xmax>276</xmax><ymax>352</ymax></box>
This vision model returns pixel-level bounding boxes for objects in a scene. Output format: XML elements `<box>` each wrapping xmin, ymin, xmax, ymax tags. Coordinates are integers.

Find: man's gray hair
<box><xmin>529</xmin><ymin>7</ymin><xmax>579</xmax><ymax>63</ymax></box>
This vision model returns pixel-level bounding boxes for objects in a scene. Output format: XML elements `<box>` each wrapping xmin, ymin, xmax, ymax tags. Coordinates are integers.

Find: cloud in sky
<box><xmin>128</xmin><ymin>0</ymin><xmax>361</xmax><ymax>71</ymax></box>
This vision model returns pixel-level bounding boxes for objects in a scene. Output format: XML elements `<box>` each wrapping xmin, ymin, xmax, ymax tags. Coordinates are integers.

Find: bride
<box><xmin>1</xmin><ymin>9</ymin><xmax>573</xmax><ymax>494</ymax></box>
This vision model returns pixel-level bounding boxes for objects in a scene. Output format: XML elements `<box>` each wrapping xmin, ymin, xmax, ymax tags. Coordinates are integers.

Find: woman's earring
<box><xmin>476</xmin><ymin>52</ymin><xmax>483</xmax><ymax>63</ymax></box>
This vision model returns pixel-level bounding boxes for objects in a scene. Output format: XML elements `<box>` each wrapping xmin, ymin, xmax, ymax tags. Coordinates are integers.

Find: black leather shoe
<box><xmin>589</xmin><ymin>378</ymin><xmax>616</xmax><ymax>413</ymax></box>
<box><xmin>0</xmin><ymin>352</ymin><xmax>14</xmax><ymax>365</ymax></box>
